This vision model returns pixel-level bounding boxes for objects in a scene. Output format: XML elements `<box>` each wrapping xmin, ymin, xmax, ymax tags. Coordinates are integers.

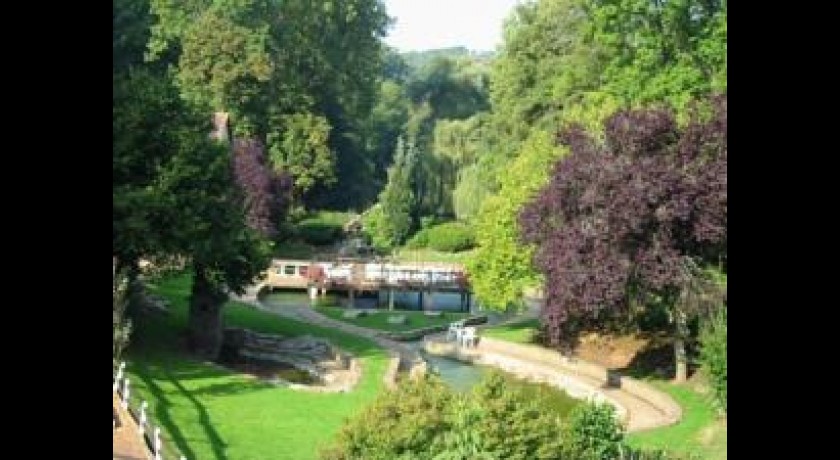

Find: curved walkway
<box><xmin>233</xmin><ymin>285</ymin><xmax>421</xmax><ymax>366</ymax></box>
<box><xmin>424</xmin><ymin>335</ymin><xmax>681</xmax><ymax>433</ymax></box>
<box><xmin>233</xmin><ymin>286</ymin><xmax>680</xmax><ymax>433</ymax></box>
<box><xmin>113</xmin><ymin>392</ymin><xmax>151</xmax><ymax>460</ymax></box>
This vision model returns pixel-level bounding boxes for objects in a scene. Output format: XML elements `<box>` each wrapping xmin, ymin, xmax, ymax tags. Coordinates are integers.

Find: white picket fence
<box><xmin>113</xmin><ymin>361</ymin><xmax>187</xmax><ymax>460</ymax></box>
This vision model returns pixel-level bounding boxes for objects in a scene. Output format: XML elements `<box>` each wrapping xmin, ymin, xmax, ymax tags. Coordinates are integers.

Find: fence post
<box><xmin>121</xmin><ymin>378</ymin><xmax>131</xmax><ymax>409</ymax></box>
<box><xmin>138</xmin><ymin>401</ymin><xmax>148</xmax><ymax>437</ymax></box>
<box><xmin>154</xmin><ymin>426</ymin><xmax>162</xmax><ymax>460</ymax></box>
<box><xmin>113</xmin><ymin>361</ymin><xmax>125</xmax><ymax>392</ymax></box>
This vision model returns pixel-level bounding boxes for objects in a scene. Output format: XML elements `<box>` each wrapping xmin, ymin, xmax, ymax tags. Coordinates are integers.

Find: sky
<box><xmin>382</xmin><ymin>0</ymin><xmax>523</xmax><ymax>52</ymax></box>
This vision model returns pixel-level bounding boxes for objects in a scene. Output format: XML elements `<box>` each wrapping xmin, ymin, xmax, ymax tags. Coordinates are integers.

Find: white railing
<box><xmin>113</xmin><ymin>361</ymin><xmax>188</xmax><ymax>460</ymax></box>
<box><xmin>270</xmin><ymin>259</ymin><xmax>466</xmax><ymax>287</ymax></box>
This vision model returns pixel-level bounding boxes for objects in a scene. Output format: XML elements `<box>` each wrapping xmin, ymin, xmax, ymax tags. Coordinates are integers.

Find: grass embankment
<box><xmin>315</xmin><ymin>306</ymin><xmax>471</xmax><ymax>332</ymax></box>
<box><xmin>481</xmin><ymin>317</ymin><xmax>541</xmax><ymax>344</ymax></box>
<box><xmin>124</xmin><ymin>274</ymin><xmax>389</xmax><ymax>460</ymax></box>
<box><xmin>626</xmin><ymin>379</ymin><xmax>727</xmax><ymax>459</ymax></box>
<box><xmin>483</xmin><ymin>319</ymin><xmax>726</xmax><ymax>459</ymax></box>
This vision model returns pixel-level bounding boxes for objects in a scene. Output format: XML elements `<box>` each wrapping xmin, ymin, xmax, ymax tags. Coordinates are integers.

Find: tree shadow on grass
<box><xmin>614</xmin><ymin>335</ymin><xmax>699</xmax><ymax>380</ymax></box>
<box><xmin>132</xmin><ymin>357</ymin><xmax>275</xmax><ymax>460</ymax></box>
<box><xmin>166</xmin><ymin>371</ymin><xmax>230</xmax><ymax>460</ymax></box>
<box><xmin>132</xmin><ymin>360</ymin><xmax>204</xmax><ymax>460</ymax></box>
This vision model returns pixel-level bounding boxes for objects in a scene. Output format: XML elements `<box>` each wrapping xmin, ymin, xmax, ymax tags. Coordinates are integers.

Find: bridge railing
<box><xmin>267</xmin><ymin>259</ymin><xmax>470</xmax><ymax>290</ymax></box>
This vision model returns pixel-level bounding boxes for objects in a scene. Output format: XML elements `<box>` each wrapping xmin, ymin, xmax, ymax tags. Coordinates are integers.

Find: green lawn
<box><xmin>481</xmin><ymin>318</ymin><xmax>541</xmax><ymax>344</ymax></box>
<box><xmin>315</xmin><ymin>306</ymin><xmax>471</xmax><ymax>332</ymax></box>
<box><xmin>626</xmin><ymin>380</ymin><xmax>727</xmax><ymax>459</ymax></box>
<box><xmin>124</xmin><ymin>274</ymin><xmax>389</xmax><ymax>460</ymax></box>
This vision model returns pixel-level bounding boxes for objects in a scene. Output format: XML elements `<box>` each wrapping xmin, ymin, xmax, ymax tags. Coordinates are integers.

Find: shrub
<box><xmin>699</xmin><ymin>306</ymin><xmax>727</xmax><ymax>413</ymax></box>
<box><xmin>324</xmin><ymin>371</ymin><xmax>671</xmax><ymax>460</ymax></box>
<box><xmin>470</xmin><ymin>372</ymin><xmax>567</xmax><ymax>459</ymax></box>
<box><xmin>321</xmin><ymin>376</ymin><xmax>454</xmax><ymax>460</ymax></box>
<box><xmin>324</xmin><ymin>371</ymin><xmax>593</xmax><ymax>460</ymax></box>
<box><xmin>420</xmin><ymin>215</ymin><xmax>439</xmax><ymax>229</ymax></box>
<box><xmin>297</xmin><ymin>222</ymin><xmax>342</xmax><ymax>246</ymax></box>
<box><xmin>297</xmin><ymin>211</ymin><xmax>352</xmax><ymax>246</ymax></box>
<box><xmin>404</xmin><ymin>228</ymin><xmax>430</xmax><ymax>249</ymax></box>
<box><xmin>406</xmin><ymin>221</ymin><xmax>476</xmax><ymax>252</ymax></box>
<box><xmin>361</xmin><ymin>204</ymin><xmax>396</xmax><ymax>252</ymax></box>
<box><xmin>431</xmin><ymin>399</ymin><xmax>496</xmax><ymax>460</ymax></box>
<box><xmin>565</xmin><ymin>402</ymin><xmax>624</xmax><ymax>460</ymax></box>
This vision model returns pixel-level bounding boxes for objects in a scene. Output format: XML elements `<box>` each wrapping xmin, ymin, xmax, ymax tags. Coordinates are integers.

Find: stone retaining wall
<box><xmin>477</xmin><ymin>337</ymin><xmax>681</xmax><ymax>426</ymax></box>
<box><xmin>423</xmin><ymin>338</ymin><xmax>628</xmax><ymax>422</ymax></box>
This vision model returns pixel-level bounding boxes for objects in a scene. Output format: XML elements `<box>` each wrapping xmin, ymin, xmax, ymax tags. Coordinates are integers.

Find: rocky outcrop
<box><xmin>220</xmin><ymin>328</ymin><xmax>361</xmax><ymax>392</ymax></box>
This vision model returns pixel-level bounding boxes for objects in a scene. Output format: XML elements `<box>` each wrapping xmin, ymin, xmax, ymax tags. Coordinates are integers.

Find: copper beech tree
<box><xmin>520</xmin><ymin>96</ymin><xmax>727</xmax><ymax>381</ymax></box>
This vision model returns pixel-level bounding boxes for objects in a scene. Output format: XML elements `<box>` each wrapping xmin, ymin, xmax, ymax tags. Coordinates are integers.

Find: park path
<box><xmin>233</xmin><ymin>286</ymin><xmax>421</xmax><ymax>366</ymax></box>
<box><xmin>425</xmin><ymin>334</ymin><xmax>682</xmax><ymax>433</ymax></box>
<box><xmin>113</xmin><ymin>392</ymin><xmax>151</xmax><ymax>460</ymax></box>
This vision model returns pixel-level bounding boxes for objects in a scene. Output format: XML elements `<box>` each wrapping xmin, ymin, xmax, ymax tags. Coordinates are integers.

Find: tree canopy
<box><xmin>467</xmin><ymin>130</ymin><xmax>566</xmax><ymax>310</ymax></box>
<box><xmin>147</xmin><ymin>0</ymin><xmax>391</xmax><ymax>210</ymax></box>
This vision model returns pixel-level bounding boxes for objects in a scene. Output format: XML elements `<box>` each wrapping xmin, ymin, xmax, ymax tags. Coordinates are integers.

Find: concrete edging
<box><xmin>477</xmin><ymin>337</ymin><xmax>682</xmax><ymax>429</ymax></box>
<box><xmin>383</xmin><ymin>353</ymin><xmax>401</xmax><ymax>389</ymax></box>
<box><xmin>424</xmin><ymin>336</ymin><xmax>682</xmax><ymax>432</ymax></box>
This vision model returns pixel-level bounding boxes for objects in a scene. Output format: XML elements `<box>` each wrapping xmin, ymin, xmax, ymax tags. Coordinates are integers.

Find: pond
<box><xmin>410</xmin><ymin>343</ymin><xmax>581</xmax><ymax>416</ymax></box>
<box><xmin>420</xmin><ymin>350</ymin><xmax>488</xmax><ymax>392</ymax></box>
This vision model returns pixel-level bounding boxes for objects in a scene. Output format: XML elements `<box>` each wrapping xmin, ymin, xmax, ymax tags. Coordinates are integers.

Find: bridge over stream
<box><xmin>262</xmin><ymin>258</ymin><xmax>474</xmax><ymax>311</ymax></box>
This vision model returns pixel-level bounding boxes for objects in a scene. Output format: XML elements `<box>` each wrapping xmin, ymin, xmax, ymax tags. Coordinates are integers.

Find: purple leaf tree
<box><xmin>520</xmin><ymin>96</ymin><xmax>727</xmax><ymax>381</ymax></box>
<box><xmin>231</xmin><ymin>138</ymin><xmax>292</xmax><ymax>238</ymax></box>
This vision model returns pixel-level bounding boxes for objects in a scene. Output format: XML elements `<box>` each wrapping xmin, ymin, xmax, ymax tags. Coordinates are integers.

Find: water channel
<box><xmin>259</xmin><ymin>290</ymin><xmax>557</xmax><ymax>396</ymax></box>
<box><xmin>262</xmin><ymin>290</ymin><xmax>485</xmax><ymax>390</ymax></box>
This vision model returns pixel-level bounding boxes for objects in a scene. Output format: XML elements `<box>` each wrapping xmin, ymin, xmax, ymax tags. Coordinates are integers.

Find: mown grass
<box><xmin>315</xmin><ymin>306</ymin><xmax>471</xmax><ymax>332</ymax></box>
<box><xmin>481</xmin><ymin>318</ymin><xmax>541</xmax><ymax>344</ymax></box>
<box><xmin>626</xmin><ymin>379</ymin><xmax>727</xmax><ymax>459</ymax></box>
<box><xmin>124</xmin><ymin>273</ymin><xmax>389</xmax><ymax>460</ymax></box>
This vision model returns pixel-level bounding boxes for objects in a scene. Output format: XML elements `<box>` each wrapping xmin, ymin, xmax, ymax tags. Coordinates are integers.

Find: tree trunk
<box><xmin>188</xmin><ymin>265</ymin><xmax>228</xmax><ymax>360</ymax></box>
<box><xmin>673</xmin><ymin>307</ymin><xmax>689</xmax><ymax>382</ymax></box>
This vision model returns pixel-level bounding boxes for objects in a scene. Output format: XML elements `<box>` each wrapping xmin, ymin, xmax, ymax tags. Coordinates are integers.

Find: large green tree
<box><xmin>114</xmin><ymin>67</ymin><xmax>270</xmax><ymax>359</ymax></box>
<box><xmin>115</xmin><ymin>1</ymin><xmax>272</xmax><ymax>358</ymax></box>
<box><xmin>589</xmin><ymin>0</ymin><xmax>727</xmax><ymax>110</ymax></box>
<box><xmin>158</xmin><ymin>131</ymin><xmax>270</xmax><ymax>358</ymax></box>
<box><xmin>267</xmin><ymin>112</ymin><xmax>335</xmax><ymax>208</ymax></box>
<box><xmin>375</xmin><ymin>136</ymin><xmax>418</xmax><ymax>247</ymax></box>
<box><xmin>146</xmin><ymin>0</ymin><xmax>390</xmax><ymax>209</ymax></box>
<box><xmin>467</xmin><ymin>130</ymin><xmax>566</xmax><ymax>310</ymax></box>
<box><xmin>365</xmin><ymin>79</ymin><xmax>411</xmax><ymax>190</ymax></box>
